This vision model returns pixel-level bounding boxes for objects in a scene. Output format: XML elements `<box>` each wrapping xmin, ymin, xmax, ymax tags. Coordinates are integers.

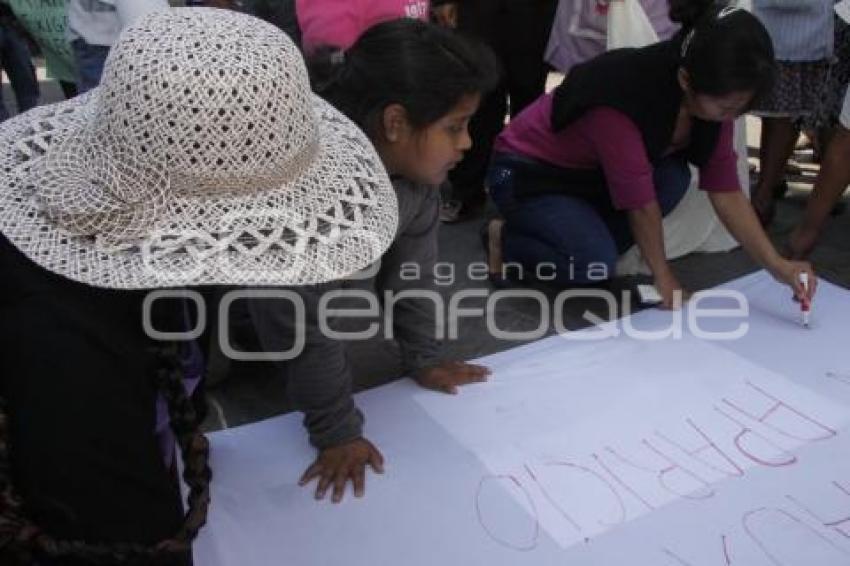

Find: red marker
<box><xmin>799</xmin><ymin>272</ymin><xmax>811</xmax><ymax>328</ymax></box>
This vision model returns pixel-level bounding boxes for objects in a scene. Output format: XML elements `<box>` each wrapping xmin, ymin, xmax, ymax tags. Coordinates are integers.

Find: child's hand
<box><xmin>299</xmin><ymin>437</ymin><xmax>384</xmax><ymax>503</ymax></box>
<box><xmin>414</xmin><ymin>361</ymin><xmax>490</xmax><ymax>394</ymax></box>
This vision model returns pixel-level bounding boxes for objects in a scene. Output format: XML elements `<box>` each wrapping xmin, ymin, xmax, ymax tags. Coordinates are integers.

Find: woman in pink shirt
<box><xmin>297</xmin><ymin>0</ymin><xmax>430</xmax><ymax>53</ymax></box>
<box><xmin>484</xmin><ymin>1</ymin><xmax>817</xmax><ymax>309</ymax></box>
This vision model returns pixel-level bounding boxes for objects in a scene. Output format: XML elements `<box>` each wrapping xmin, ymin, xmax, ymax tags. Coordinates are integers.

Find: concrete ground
<box><xmin>6</xmin><ymin>71</ymin><xmax>849</xmax><ymax>432</ymax></box>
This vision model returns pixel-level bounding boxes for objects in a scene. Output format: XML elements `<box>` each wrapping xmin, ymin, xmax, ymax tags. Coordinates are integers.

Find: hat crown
<box><xmin>93</xmin><ymin>8</ymin><xmax>317</xmax><ymax>192</ymax></box>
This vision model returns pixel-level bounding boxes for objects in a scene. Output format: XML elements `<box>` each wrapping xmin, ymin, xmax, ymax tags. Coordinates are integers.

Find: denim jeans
<box><xmin>488</xmin><ymin>154</ymin><xmax>691</xmax><ymax>285</ymax></box>
<box><xmin>71</xmin><ymin>38</ymin><xmax>110</xmax><ymax>94</ymax></box>
<box><xmin>0</xmin><ymin>23</ymin><xmax>39</xmax><ymax>121</ymax></box>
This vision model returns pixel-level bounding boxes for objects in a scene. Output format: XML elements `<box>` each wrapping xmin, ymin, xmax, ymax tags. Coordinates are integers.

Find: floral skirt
<box><xmin>752</xmin><ymin>59</ymin><xmax>832</xmax><ymax>119</ymax></box>
<box><xmin>803</xmin><ymin>18</ymin><xmax>850</xmax><ymax>130</ymax></box>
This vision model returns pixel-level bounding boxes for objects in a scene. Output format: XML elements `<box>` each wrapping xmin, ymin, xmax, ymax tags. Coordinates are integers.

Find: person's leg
<box><xmin>789</xmin><ymin>125</ymin><xmax>850</xmax><ymax>258</ymax></box>
<box><xmin>487</xmin><ymin>163</ymin><xmax>618</xmax><ymax>285</ymax></box>
<box><xmin>443</xmin><ymin>0</ymin><xmax>508</xmax><ymax>222</ymax></box>
<box><xmin>71</xmin><ymin>39</ymin><xmax>110</xmax><ymax>94</ymax></box>
<box><xmin>752</xmin><ymin>116</ymin><xmax>800</xmax><ymax>224</ymax></box>
<box><xmin>0</xmin><ymin>23</ymin><xmax>39</xmax><ymax>113</ymax></box>
<box><xmin>445</xmin><ymin>86</ymin><xmax>507</xmax><ymax>221</ymax></box>
<box><xmin>501</xmin><ymin>0</ymin><xmax>556</xmax><ymax>118</ymax></box>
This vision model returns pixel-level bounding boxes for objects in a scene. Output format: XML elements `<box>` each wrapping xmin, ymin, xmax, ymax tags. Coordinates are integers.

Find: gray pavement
<box><xmin>6</xmin><ymin>73</ymin><xmax>849</xmax><ymax>432</ymax></box>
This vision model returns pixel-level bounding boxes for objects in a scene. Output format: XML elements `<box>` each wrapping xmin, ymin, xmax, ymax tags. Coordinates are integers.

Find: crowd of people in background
<box><xmin>1</xmin><ymin>2</ymin><xmax>848</xmax><ymax>259</ymax></box>
<box><xmin>0</xmin><ymin>2</ymin><xmax>849</xmax><ymax>565</ymax></box>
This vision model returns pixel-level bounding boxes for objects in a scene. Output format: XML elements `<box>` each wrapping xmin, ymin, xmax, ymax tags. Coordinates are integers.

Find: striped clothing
<box><xmin>67</xmin><ymin>0</ymin><xmax>168</xmax><ymax>47</ymax></box>
<box><xmin>752</xmin><ymin>0</ymin><xmax>834</xmax><ymax>61</ymax></box>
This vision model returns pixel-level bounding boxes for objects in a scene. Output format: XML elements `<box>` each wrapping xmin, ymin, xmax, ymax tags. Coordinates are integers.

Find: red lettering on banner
<box><xmin>742</xmin><ymin>507</ymin><xmax>849</xmax><ymax>564</ymax></box>
<box><xmin>475</xmin><ymin>474</ymin><xmax>540</xmax><ymax>552</ymax></box>
<box><xmin>603</xmin><ymin>442</ymin><xmax>715</xmax><ymax>500</ymax></box>
<box><xmin>714</xmin><ymin>406</ymin><xmax>798</xmax><ymax>467</ymax></box>
<box><xmin>722</xmin><ymin>381</ymin><xmax>837</xmax><ymax>442</ymax></box>
<box><xmin>524</xmin><ymin>463</ymin><xmax>582</xmax><ymax>533</ymax></box>
<box><xmin>544</xmin><ymin>460</ymin><xmax>628</xmax><ymax>528</ymax></box>
<box><xmin>655</xmin><ymin>418</ymin><xmax>745</xmax><ymax>479</ymax></box>
<box><xmin>786</xmin><ymin>482</ymin><xmax>850</xmax><ymax>539</ymax></box>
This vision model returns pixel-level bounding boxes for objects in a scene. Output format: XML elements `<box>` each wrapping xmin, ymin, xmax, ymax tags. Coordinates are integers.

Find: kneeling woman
<box><xmin>484</xmin><ymin>1</ymin><xmax>816</xmax><ymax>308</ymax></box>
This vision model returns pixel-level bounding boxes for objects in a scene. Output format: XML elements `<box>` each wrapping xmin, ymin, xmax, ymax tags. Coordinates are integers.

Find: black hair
<box><xmin>670</xmin><ymin>1</ymin><xmax>776</xmax><ymax>105</ymax></box>
<box><xmin>309</xmin><ymin>18</ymin><xmax>500</xmax><ymax>139</ymax></box>
<box><xmin>0</xmin><ymin>343</ymin><xmax>210</xmax><ymax>566</ymax></box>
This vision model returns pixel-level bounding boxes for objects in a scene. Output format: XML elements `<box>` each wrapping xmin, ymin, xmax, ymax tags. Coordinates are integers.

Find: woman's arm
<box><xmin>628</xmin><ymin>201</ymin><xmax>686</xmax><ymax>309</ymax></box>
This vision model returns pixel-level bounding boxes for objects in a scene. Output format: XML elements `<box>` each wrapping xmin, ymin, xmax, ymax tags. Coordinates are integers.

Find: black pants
<box><xmin>449</xmin><ymin>0</ymin><xmax>557</xmax><ymax>207</ymax></box>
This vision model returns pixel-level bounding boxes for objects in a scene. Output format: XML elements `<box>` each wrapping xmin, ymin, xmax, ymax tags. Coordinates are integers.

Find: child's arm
<box><xmin>248</xmin><ymin>284</ymin><xmax>383</xmax><ymax>502</ymax></box>
<box><xmin>377</xmin><ymin>182</ymin><xmax>490</xmax><ymax>393</ymax></box>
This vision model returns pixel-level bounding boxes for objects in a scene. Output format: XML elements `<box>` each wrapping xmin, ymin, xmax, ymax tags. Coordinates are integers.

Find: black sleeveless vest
<box><xmin>550</xmin><ymin>31</ymin><xmax>722</xmax><ymax>168</ymax></box>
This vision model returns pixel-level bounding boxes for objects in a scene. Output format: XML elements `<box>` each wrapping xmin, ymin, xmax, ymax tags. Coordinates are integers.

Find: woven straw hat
<box><xmin>0</xmin><ymin>8</ymin><xmax>398</xmax><ymax>289</ymax></box>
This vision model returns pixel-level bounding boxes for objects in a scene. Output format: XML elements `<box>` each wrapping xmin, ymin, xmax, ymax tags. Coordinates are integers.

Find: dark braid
<box><xmin>0</xmin><ymin>343</ymin><xmax>212</xmax><ymax>565</ymax></box>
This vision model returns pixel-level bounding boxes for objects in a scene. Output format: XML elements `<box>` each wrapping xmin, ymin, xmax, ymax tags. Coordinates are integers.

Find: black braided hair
<box><xmin>0</xmin><ymin>342</ymin><xmax>211</xmax><ymax>566</ymax></box>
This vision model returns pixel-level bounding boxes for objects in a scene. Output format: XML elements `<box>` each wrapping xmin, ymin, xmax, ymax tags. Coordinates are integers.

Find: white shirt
<box><xmin>67</xmin><ymin>0</ymin><xmax>169</xmax><ymax>47</ymax></box>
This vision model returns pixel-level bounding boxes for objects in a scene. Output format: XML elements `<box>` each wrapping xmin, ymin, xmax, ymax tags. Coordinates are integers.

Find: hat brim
<box><xmin>0</xmin><ymin>91</ymin><xmax>398</xmax><ymax>289</ymax></box>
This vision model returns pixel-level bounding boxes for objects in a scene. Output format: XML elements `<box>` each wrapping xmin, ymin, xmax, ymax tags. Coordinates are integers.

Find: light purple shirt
<box><xmin>545</xmin><ymin>0</ymin><xmax>679</xmax><ymax>73</ymax></box>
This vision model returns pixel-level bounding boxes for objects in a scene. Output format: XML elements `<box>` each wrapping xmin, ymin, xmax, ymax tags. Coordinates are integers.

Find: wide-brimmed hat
<box><xmin>0</xmin><ymin>8</ymin><xmax>398</xmax><ymax>289</ymax></box>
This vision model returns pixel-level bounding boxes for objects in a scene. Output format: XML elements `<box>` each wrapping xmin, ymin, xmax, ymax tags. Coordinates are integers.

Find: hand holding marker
<box><xmin>799</xmin><ymin>272</ymin><xmax>811</xmax><ymax>328</ymax></box>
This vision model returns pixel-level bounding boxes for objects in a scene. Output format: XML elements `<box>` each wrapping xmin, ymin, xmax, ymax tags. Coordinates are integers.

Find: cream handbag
<box><xmin>606</xmin><ymin>0</ymin><xmax>659</xmax><ymax>50</ymax></box>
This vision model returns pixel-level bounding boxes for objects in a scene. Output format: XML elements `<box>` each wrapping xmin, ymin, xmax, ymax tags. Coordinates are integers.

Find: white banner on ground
<box><xmin>192</xmin><ymin>273</ymin><xmax>850</xmax><ymax>565</ymax></box>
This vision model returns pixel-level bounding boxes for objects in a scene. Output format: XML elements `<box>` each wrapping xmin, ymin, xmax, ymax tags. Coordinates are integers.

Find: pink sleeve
<box><xmin>296</xmin><ymin>0</ymin><xmax>361</xmax><ymax>54</ymax></box>
<box><xmin>698</xmin><ymin>120</ymin><xmax>741</xmax><ymax>193</ymax></box>
<box><xmin>580</xmin><ymin>107</ymin><xmax>657</xmax><ymax>210</ymax></box>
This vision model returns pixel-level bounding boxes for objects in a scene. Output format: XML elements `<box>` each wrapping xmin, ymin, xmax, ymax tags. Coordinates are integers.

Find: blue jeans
<box><xmin>71</xmin><ymin>38</ymin><xmax>110</xmax><ymax>94</ymax></box>
<box><xmin>0</xmin><ymin>23</ymin><xmax>39</xmax><ymax>121</ymax></box>
<box><xmin>488</xmin><ymin>154</ymin><xmax>691</xmax><ymax>285</ymax></box>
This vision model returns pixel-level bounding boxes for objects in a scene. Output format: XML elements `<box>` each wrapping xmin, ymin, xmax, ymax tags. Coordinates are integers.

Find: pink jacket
<box><xmin>297</xmin><ymin>0</ymin><xmax>430</xmax><ymax>54</ymax></box>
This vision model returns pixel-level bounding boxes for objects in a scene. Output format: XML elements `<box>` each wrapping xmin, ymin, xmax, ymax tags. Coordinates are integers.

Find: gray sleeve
<box><xmin>376</xmin><ymin>188</ymin><xmax>443</xmax><ymax>375</ymax></box>
<box><xmin>247</xmin><ymin>284</ymin><xmax>363</xmax><ymax>450</ymax></box>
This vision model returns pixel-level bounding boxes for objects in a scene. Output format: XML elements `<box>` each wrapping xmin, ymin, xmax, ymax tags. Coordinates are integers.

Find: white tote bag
<box><xmin>606</xmin><ymin>0</ymin><xmax>659</xmax><ymax>49</ymax></box>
